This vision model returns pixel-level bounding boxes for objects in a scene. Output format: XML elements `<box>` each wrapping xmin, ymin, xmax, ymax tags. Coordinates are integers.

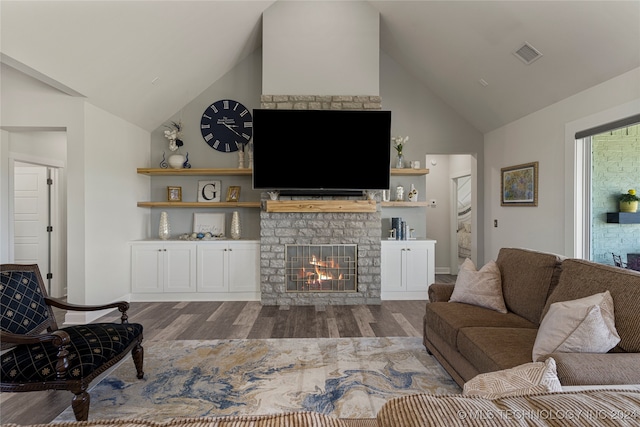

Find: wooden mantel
<box><xmin>264</xmin><ymin>200</ymin><xmax>376</xmax><ymax>213</ymax></box>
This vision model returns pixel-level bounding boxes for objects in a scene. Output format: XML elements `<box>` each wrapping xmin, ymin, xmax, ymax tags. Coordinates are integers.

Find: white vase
<box><xmin>159</xmin><ymin>211</ymin><xmax>170</xmax><ymax>240</ymax></box>
<box><xmin>168</xmin><ymin>154</ymin><xmax>185</xmax><ymax>169</ymax></box>
<box><xmin>230</xmin><ymin>211</ymin><xmax>241</xmax><ymax>240</ymax></box>
<box><xmin>408</xmin><ymin>184</ymin><xmax>418</xmax><ymax>202</ymax></box>
<box><xmin>238</xmin><ymin>150</ymin><xmax>245</xmax><ymax>168</ymax></box>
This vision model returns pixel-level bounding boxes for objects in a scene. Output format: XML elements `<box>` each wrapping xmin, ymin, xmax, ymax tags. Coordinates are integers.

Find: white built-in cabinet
<box><xmin>131</xmin><ymin>242</ymin><xmax>197</xmax><ymax>293</ymax></box>
<box><xmin>196</xmin><ymin>241</ymin><xmax>259</xmax><ymax>293</ymax></box>
<box><xmin>381</xmin><ymin>239</ymin><xmax>436</xmax><ymax>300</ymax></box>
<box><xmin>130</xmin><ymin>240</ymin><xmax>260</xmax><ymax>301</ymax></box>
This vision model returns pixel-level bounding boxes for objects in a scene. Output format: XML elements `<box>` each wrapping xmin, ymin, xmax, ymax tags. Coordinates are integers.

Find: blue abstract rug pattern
<box><xmin>54</xmin><ymin>337</ymin><xmax>460</xmax><ymax>422</ymax></box>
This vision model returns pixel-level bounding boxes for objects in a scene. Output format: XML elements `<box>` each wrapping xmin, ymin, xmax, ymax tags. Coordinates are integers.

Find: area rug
<box><xmin>54</xmin><ymin>337</ymin><xmax>460</xmax><ymax>422</ymax></box>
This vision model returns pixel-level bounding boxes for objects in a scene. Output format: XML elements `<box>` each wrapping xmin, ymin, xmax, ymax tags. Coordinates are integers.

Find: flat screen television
<box><xmin>252</xmin><ymin>109</ymin><xmax>391</xmax><ymax>195</ymax></box>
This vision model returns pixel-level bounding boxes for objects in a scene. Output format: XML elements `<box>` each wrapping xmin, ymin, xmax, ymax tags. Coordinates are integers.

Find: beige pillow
<box><xmin>463</xmin><ymin>357</ymin><xmax>562</xmax><ymax>398</ymax></box>
<box><xmin>532</xmin><ymin>291</ymin><xmax>620</xmax><ymax>362</ymax></box>
<box><xmin>449</xmin><ymin>258</ymin><xmax>507</xmax><ymax>313</ymax></box>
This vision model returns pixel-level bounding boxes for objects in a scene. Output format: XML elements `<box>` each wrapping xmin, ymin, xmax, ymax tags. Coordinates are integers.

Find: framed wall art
<box><xmin>226</xmin><ymin>186</ymin><xmax>241</xmax><ymax>202</ymax></box>
<box><xmin>167</xmin><ymin>186</ymin><xmax>182</xmax><ymax>202</ymax></box>
<box><xmin>197</xmin><ymin>180</ymin><xmax>221</xmax><ymax>202</ymax></box>
<box><xmin>501</xmin><ymin>161</ymin><xmax>538</xmax><ymax>206</ymax></box>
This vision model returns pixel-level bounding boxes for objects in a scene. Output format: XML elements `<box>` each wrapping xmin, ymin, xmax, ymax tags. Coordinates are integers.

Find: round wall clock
<box><xmin>200</xmin><ymin>99</ymin><xmax>253</xmax><ymax>152</ymax></box>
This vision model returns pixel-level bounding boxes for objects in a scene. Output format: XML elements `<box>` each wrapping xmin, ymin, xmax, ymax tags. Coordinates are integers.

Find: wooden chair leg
<box><xmin>132</xmin><ymin>342</ymin><xmax>144</xmax><ymax>379</ymax></box>
<box><xmin>71</xmin><ymin>390</ymin><xmax>90</xmax><ymax>421</ymax></box>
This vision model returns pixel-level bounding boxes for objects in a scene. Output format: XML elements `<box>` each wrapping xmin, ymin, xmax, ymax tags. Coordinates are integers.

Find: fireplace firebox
<box><xmin>285</xmin><ymin>244</ymin><xmax>357</xmax><ymax>292</ymax></box>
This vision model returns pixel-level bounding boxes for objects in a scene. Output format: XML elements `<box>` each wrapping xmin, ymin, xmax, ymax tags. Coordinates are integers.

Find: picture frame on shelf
<box><xmin>197</xmin><ymin>180</ymin><xmax>221</xmax><ymax>202</ymax></box>
<box><xmin>227</xmin><ymin>186</ymin><xmax>241</xmax><ymax>202</ymax></box>
<box><xmin>193</xmin><ymin>213</ymin><xmax>225</xmax><ymax>237</ymax></box>
<box><xmin>501</xmin><ymin>161</ymin><xmax>538</xmax><ymax>206</ymax></box>
<box><xmin>167</xmin><ymin>186</ymin><xmax>182</xmax><ymax>202</ymax></box>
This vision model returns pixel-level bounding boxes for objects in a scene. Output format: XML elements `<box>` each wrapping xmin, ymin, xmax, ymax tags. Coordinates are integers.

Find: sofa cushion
<box><xmin>457</xmin><ymin>327</ymin><xmax>538</xmax><ymax>373</ymax></box>
<box><xmin>543</xmin><ymin>259</ymin><xmax>640</xmax><ymax>353</ymax></box>
<box><xmin>450</xmin><ymin>258</ymin><xmax>507</xmax><ymax>313</ymax></box>
<box><xmin>495</xmin><ymin>248</ymin><xmax>564</xmax><ymax>325</ymax></box>
<box><xmin>425</xmin><ymin>302</ymin><xmax>537</xmax><ymax>349</ymax></box>
<box><xmin>532</xmin><ymin>291</ymin><xmax>620</xmax><ymax>362</ymax></box>
<box><xmin>462</xmin><ymin>357</ymin><xmax>562</xmax><ymax>398</ymax></box>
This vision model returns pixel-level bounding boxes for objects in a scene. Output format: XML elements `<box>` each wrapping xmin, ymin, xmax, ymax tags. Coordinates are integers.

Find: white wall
<box><xmin>84</xmin><ymin>103</ymin><xmax>149</xmax><ymax>304</ymax></box>
<box><xmin>381</xmin><ymin>51</ymin><xmax>484</xmax><ymax>266</ymax></box>
<box><xmin>484</xmin><ymin>67</ymin><xmax>640</xmax><ymax>261</ymax></box>
<box><xmin>1</xmin><ymin>64</ymin><xmax>149</xmax><ymax>315</ymax></box>
<box><xmin>263</xmin><ymin>0</ymin><xmax>379</xmax><ymax>95</ymax></box>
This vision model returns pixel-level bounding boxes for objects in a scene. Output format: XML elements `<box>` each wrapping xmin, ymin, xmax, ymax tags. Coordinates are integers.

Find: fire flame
<box><xmin>299</xmin><ymin>255</ymin><xmax>345</xmax><ymax>286</ymax></box>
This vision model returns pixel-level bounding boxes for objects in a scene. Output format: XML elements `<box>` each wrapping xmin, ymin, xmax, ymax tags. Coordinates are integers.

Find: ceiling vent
<box><xmin>513</xmin><ymin>42</ymin><xmax>543</xmax><ymax>65</ymax></box>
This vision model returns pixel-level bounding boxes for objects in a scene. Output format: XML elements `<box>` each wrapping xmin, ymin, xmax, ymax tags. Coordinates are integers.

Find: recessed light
<box><xmin>478</xmin><ymin>78</ymin><xmax>489</xmax><ymax>87</ymax></box>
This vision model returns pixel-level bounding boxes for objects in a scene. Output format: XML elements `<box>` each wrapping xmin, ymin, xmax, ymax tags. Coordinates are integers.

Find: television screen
<box><xmin>252</xmin><ymin>109</ymin><xmax>391</xmax><ymax>194</ymax></box>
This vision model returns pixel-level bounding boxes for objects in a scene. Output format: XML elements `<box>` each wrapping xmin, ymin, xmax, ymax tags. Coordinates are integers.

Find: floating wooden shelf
<box><xmin>381</xmin><ymin>201</ymin><xmax>429</xmax><ymax>207</ymax></box>
<box><xmin>606</xmin><ymin>212</ymin><xmax>640</xmax><ymax>224</ymax></box>
<box><xmin>137</xmin><ymin>201</ymin><xmax>260</xmax><ymax>208</ymax></box>
<box><xmin>138</xmin><ymin>168</ymin><xmax>426</xmax><ymax>176</ymax></box>
<box><xmin>137</xmin><ymin>168</ymin><xmax>252</xmax><ymax>176</ymax></box>
<box><xmin>390</xmin><ymin>168</ymin><xmax>429</xmax><ymax>176</ymax></box>
<box><xmin>264</xmin><ymin>200</ymin><xmax>376</xmax><ymax>213</ymax></box>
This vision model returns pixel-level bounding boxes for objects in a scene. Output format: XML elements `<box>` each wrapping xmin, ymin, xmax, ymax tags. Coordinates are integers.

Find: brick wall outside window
<box><xmin>591</xmin><ymin>124</ymin><xmax>640</xmax><ymax>265</ymax></box>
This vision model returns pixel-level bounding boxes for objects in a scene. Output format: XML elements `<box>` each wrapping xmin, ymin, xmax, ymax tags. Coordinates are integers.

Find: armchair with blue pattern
<box><xmin>1</xmin><ymin>264</ymin><xmax>144</xmax><ymax>421</ymax></box>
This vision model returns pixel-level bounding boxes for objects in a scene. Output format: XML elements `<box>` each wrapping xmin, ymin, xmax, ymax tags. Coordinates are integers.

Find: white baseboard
<box><xmin>62</xmin><ymin>294</ymin><xmax>132</xmax><ymax>325</ymax></box>
<box><xmin>435</xmin><ymin>267</ymin><xmax>451</xmax><ymax>275</ymax></box>
<box><xmin>64</xmin><ymin>308</ymin><xmax>116</xmax><ymax>325</ymax></box>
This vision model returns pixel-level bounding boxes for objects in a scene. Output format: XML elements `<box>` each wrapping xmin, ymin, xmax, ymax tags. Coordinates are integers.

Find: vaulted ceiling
<box><xmin>2</xmin><ymin>1</ymin><xmax>638</xmax><ymax>133</ymax></box>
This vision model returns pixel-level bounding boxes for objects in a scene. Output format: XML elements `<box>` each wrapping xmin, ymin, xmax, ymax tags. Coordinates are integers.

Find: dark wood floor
<box><xmin>2</xmin><ymin>275</ymin><xmax>455</xmax><ymax>425</ymax></box>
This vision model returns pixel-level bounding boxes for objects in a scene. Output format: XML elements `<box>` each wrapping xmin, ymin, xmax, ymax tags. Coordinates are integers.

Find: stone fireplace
<box><xmin>258</xmin><ymin>95</ymin><xmax>383</xmax><ymax>306</ymax></box>
<box><xmin>260</xmin><ymin>208</ymin><xmax>382</xmax><ymax>306</ymax></box>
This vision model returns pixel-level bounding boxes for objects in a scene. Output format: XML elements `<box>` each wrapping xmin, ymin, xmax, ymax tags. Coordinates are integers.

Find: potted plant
<box><xmin>619</xmin><ymin>189</ymin><xmax>640</xmax><ymax>213</ymax></box>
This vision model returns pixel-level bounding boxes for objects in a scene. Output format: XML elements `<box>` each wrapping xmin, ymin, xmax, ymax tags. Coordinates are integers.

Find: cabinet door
<box><xmin>196</xmin><ymin>243</ymin><xmax>227</xmax><ymax>292</ymax></box>
<box><xmin>404</xmin><ymin>243</ymin><xmax>430</xmax><ymax>292</ymax></box>
<box><xmin>381</xmin><ymin>242</ymin><xmax>404</xmax><ymax>292</ymax></box>
<box><xmin>164</xmin><ymin>244</ymin><xmax>197</xmax><ymax>293</ymax></box>
<box><xmin>131</xmin><ymin>244</ymin><xmax>164</xmax><ymax>293</ymax></box>
<box><xmin>227</xmin><ymin>242</ymin><xmax>260</xmax><ymax>293</ymax></box>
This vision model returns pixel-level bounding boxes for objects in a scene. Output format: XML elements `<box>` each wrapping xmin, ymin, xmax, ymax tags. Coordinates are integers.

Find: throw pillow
<box><xmin>463</xmin><ymin>357</ymin><xmax>562</xmax><ymax>398</ymax></box>
<box><xmin>449</xmin><ymin>258</ymin><xmax>507</xmax><ymax>313</ymax></box>
<box><xmin>532</xmin><ymin>291</ymin><xmax>620</xmax><ymax>362</ymax></box>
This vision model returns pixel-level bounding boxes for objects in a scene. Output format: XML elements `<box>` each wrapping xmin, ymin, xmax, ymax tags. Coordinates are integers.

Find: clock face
<box><xmin>200</xmin><ymin>99</ymin><xmax>253</xmax><ymax>153</ymax></box>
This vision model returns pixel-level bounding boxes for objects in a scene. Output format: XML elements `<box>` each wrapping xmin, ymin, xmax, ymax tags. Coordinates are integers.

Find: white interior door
<box><xmin>14</xmin><ymin>165</ymin><xmax>50</xmax><ymax>282</ymax></box>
